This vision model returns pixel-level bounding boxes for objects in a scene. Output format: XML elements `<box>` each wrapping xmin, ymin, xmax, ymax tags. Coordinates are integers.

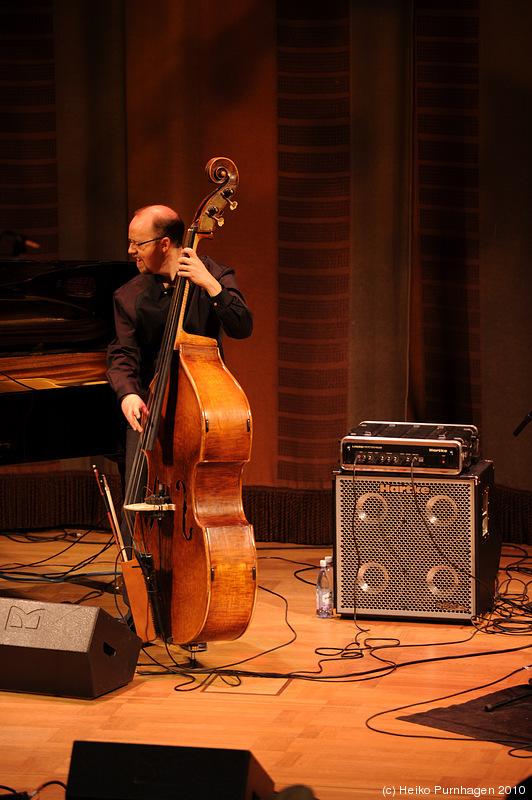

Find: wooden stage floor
<box><xmin>0</xmin><ymin>529</ymin><xmax>531</xmax><ymax>799</ymax></box>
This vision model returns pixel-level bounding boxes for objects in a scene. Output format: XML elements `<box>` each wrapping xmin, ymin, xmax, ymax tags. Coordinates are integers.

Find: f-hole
<box><xmin>175</xmin><ymin>480</ymin><xmax>193</xmax><ymax>540</ymax></box>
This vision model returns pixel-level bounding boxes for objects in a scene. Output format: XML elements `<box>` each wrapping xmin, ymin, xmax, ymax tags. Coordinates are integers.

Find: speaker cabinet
<box><xmin>0</xmin><ymin>599</ymin><xmax>142</xmax><ymax>698</ymax></box>
<box><xmin>334</xmin><ymin>460</ymin><xmax>501</xmax><ymax>621</ymax></box>
<box><xmin>66</xmin><ymin>740</ymin><xmax>275</xmax><ymax>800</ymax></box>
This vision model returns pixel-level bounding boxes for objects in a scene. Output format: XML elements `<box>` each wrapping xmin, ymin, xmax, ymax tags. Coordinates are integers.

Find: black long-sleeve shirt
<box><xmin>106</xmin><ymin>255</ymin><xmax>253</xmax><ymax>405</ymax></box>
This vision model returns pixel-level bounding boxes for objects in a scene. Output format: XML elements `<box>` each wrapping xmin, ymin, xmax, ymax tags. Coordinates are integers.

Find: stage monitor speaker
<box><xmin>334</xmin><ymin>460</ymin><xmax>501</xmax><ymax>621</ymax></box>
<box><xmin>66</xmin><ymin>740</ymin><xmax>275</xmax><ymax>800</ymax></box>
<box><xmin>0</xmin><ymin>599</ymin><xmax>142</xmax><ymax>698</ymax></box>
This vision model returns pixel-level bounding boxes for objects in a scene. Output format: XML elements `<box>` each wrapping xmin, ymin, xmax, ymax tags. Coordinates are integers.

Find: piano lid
<box><xmin>0</xmin><ymin>259</ymin><xmax>136</xmax><ymax>357</ymax></box>
<box><xmin>0</xmin><ymin>260</ymin><xmax>137</xmax><ymax>464</ymax></box>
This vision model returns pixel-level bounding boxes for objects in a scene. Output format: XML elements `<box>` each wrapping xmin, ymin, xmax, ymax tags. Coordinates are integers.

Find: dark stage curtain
<box><xmin>0</xmin><ymin>1</ymin><xmax>59</xmax><ymax>259</ymax></box>
<box><xmin>408</xmin><ymin>1</ymin><xmax>482</xmax><ymax>428</ymax></box>
<box><xmin>276</xmin><ymin>0</ymin><xmax>351</xmax><ymax>489</ymax></box>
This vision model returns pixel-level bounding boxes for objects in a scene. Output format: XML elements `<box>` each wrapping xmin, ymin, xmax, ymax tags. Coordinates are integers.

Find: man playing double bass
<box><xmin>107</xmin><ymin>203</ymin><xmax>256</xmax><ymax>643</ymax></box>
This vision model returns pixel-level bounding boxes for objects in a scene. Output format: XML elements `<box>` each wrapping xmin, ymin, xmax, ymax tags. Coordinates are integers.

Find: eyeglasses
<box><xmin>127</xmin><ymin>236</ymin><xmax>164</xmax><ymax>248</ymax></box>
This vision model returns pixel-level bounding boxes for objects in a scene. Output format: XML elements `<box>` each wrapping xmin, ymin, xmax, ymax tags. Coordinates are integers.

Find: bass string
<box><xmin>123</xmin><ymin>271</ymin><xmax>190</xmax><ymax>552</ymax></box>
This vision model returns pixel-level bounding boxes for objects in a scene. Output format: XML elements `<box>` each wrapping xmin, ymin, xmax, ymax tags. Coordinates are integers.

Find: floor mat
<box><xmin>399</xmin><ymin>683</ymin><xmax>532</xmax><ymax>749</ymax></box>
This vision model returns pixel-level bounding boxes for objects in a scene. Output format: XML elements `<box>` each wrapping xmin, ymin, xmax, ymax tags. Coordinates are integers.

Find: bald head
<box><xmin>133</xmin><ymin>205</ymin><xmax>185</xmax><ymax>246</ymax></box>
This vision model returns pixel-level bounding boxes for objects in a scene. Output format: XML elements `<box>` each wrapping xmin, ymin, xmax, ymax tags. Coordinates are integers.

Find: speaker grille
<box><xmin>335</xmin><ymin>471</ymin><xmax>485</xmax><ymax>620</ymax></box>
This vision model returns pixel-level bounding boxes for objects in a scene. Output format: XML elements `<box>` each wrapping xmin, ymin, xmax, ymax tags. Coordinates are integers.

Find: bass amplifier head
<box><xmin>334</xmin><ymin>460</ymin><xmax>501</xmax><ymax>622</ymax></box>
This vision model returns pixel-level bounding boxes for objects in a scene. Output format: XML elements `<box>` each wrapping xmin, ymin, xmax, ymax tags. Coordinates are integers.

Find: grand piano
<box><xmin>0</xmin><ymin>259</ymin><xmax>136</xmax><ymax>465</ymax></box>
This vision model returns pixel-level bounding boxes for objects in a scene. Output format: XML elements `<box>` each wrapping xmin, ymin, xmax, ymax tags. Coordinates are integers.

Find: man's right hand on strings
<box><xmin>121</xmin><ymin>393</ymin><xmax>148</xmax><ymax>432</ymax></box>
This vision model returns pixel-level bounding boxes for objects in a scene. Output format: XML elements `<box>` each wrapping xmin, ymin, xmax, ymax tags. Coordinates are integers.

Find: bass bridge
<box><xmin>123</xmin><ymin>484</ymin><xmax>175</xmax><ymax>520</ymax></box>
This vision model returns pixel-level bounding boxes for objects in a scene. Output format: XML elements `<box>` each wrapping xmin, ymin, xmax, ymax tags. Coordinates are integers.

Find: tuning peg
<box><xmin>221</xmin><ymin>187</ymin><xmax>238</xmax><ymax>211</ymax></box>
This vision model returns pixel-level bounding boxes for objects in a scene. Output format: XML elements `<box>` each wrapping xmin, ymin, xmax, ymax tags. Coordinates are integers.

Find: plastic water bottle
<box><xmin>316</xmin><ymin>559</ymin><xmax>333</xmax><ymax>618</ymax></box>
<box><xmin>324</xmin><ymin>555</ymin><xmax>334</xmax><ymax>611</ymax></box>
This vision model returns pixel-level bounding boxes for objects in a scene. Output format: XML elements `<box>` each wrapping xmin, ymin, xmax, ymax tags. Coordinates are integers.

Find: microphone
<box><xmin>513</xmin><ymin>411</ymin><xmax>532</xmax><ymax>437</ymax></box>
<box><xmin>1</xmin><ymin>229</ymin><xmax>42</xmax><ymax>256</ymax></box>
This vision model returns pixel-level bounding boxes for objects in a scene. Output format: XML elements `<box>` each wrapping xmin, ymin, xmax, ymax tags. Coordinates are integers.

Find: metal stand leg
<box><xmin>181</xmin><ymin>642</ymin><xmax>207</xmax><ymax>667</ymax></box>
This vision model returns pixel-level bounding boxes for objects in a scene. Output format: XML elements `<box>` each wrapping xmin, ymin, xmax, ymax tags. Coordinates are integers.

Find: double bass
<box><xmin>122</xmin><ymin>158</ymin><xmax>257</xmax><ymax>646</ymax></box>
